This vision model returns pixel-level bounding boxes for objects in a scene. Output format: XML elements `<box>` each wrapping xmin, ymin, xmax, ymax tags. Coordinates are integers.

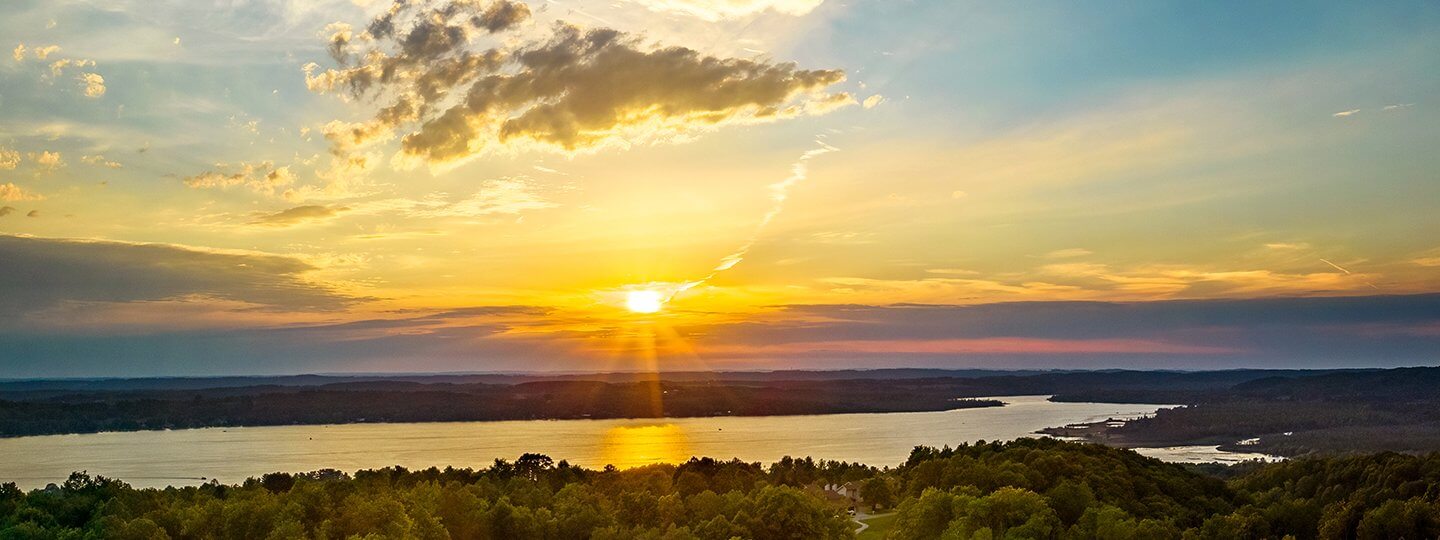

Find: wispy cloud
<box><xmin>1265</xmin><ymin>242</ymin><xmax>1310</xmax><ymax>250</ymax></box>
<box><xmin>1319</xmin><ymin>258</ymin><xmax>1352</xmax><ymax>274</ymax></box>
<box><xmin>1043</xmin><ymin>248</ymin><xmax>1092</xmax><ymax>259</ymax></box>
<box><xmin>182</xmin><ymin>161</ymin><xmax>295</xmax><ymax>197</ymax></box>
<box><xmin>403</xmin><ymin>177</ymin><xmax>559</xmax><ymax>218</ymax></box>
<box><xmin>683</xmin><ymin>140</ymin><xmax>838</xmax><ymax>287</ymax></box>
<box><xmin>250</xmin><ymin>205</ymin><xmax>349</xmax><ymax>227</ymax></box>
<box><xmin>81</xmin><ymin>155</ymin><xmax>122</xmax><ymax>168</ymax></box>
<box><xmin>623</xmin><ymin>0</ymin><xmax>824</xmax><ymax>21</ymax></box>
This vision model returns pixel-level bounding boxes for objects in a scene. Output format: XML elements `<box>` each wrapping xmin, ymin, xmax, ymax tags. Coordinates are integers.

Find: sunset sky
<box><xmin>1</xmin><ymin>0</ymin><xmax>1438</xmax><ymax>377</ymax></box>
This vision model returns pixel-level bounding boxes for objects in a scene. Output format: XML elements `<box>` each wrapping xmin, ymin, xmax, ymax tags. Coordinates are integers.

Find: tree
<box><xmin>860</xmin><ymin>477</ymin><xmax>896</xmax><ymax>511</ymax></box>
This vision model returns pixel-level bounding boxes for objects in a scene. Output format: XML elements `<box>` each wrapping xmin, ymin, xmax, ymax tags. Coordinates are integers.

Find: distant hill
<box><xmin>0</xmin><ymin>367</ymin><xmax>1348</xmax><ymax>396</ymax></box>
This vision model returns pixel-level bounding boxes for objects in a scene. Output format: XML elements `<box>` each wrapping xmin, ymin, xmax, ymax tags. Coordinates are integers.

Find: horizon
<box><xmin>0</xmin><ymin>364</ymin><xmax>1412</xmax><ymax>383</ymax></box>
<box><xmin>2</xmin><ymin>0</ymin><xmax>1438</xmax><ymax>377</ymax></box>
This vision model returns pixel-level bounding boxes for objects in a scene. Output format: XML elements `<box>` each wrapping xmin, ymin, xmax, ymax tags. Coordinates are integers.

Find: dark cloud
<box><xmin>251</xmin><ymin>204</ymin><xmax>348</xmax><ymax>227</ymax></box>
<box><xmin>307</xmin><ymin>1</ymin><xmax>851</xmax><ymax>162</ymax></box>
<box><xmin>724</xmin><ymin>295</ymin><xmax>1440</xmax><ymax>343</ymax></box>
<box><xmin>1</xmin><ymin>293</ymin><xmax>1437</xmax><ymax>377</ymax></box>
<box><xmin>682</xmin><ymin>294</ymin><xmax>1440</xmax><ymax>367</ymax></box>
<box><xmin>0</xmin><ymin>206</ymin><xmax>14</xmax><ymax>217</ymax></box>
<box><xmin>0</xmin><ymin>235</ymin><xmax>356</xmax><ymax>320</ymax></box>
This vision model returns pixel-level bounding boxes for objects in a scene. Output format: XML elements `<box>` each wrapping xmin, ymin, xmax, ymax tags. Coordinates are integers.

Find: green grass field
<box><xmin>857</xmin><ymin>513</ymin><xmax>897</xmax><ymax>540</ymax></box>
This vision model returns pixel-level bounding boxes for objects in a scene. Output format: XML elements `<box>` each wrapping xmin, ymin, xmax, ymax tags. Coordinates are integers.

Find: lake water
<box><xmin>1132</xmin><ymin>445</ymin><xmax>1279</xmax><ymax>464</ymax></box>
<box><xmin>0</xmin><ymin>395</ymin><xmax>1267</xmax><ymax>489</ymax></box>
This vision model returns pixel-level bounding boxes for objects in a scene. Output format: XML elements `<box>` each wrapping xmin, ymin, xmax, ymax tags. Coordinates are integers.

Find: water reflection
<box><xmin>600</xmin><ymin>423</ymin><xmax>692</xmax><ymax>469</ymax></box>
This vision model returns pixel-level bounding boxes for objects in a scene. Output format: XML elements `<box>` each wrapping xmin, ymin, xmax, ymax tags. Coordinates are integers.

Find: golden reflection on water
<box><xmin>599</xmin><ymin>423</ymin><xmax>693</xmax><ymax>469</ymax></box>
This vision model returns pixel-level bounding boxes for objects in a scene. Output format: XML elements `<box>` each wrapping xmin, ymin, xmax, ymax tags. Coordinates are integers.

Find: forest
<box><xmin>4</xmin><ymin>438</ymin><xmax>1440</xmax><ymax>539</ymax></box>
<box><xmin>0</xmin><ymin>368</ymin><xmax>1334</xmax><ymax>439</ymax></box>
<box><xmin>1061</xmin><ymin>367</ymin><xmax>1440</xmax><ymax>456</ymax></box>
<box><xmin>0</xmin><ymin>380</ymin><xmax>1002</xmax><ymax>438</ymax></box>
<box><xmin>7</xmin><ymin>367</ymin><xmax>1440</xmax><ymax>456</ymax></box>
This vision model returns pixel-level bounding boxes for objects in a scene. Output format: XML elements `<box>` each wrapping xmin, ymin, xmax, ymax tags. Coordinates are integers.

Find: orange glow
<box><xmin>599</xmin><ymin>423</ymin><xmax>692</xmax><ymax>469</ymax></box>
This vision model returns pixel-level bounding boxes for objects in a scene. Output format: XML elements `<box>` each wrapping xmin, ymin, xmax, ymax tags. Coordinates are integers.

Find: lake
<box><xmin>0</xmin><ymin>395</ymin><xmax>1271</xmax><ymax>489</ymax></box>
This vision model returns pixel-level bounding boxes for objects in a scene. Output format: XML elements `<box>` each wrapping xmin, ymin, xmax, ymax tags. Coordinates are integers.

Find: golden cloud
<box><xmin>182</xmin><ymin>161</ymin><xmax>295</xmax><ymax>197</ymax></box>
<box><xmin>306</xmin><ymin>0</ymin><xmax>851</xmax><ymax>164</ymax></box>
<box><xmin>0</xmin><ymin>183</ymin><xmax>45</xmax><ymax>202</ymax></box>
<box><xmin>250</xmin><ymin>205</ymin><xmax>349</xmax><ymax>227</ymax></box>
<box><xmin>28</xmin><ymin>151</ymin><xmax>63</xmax><ymax>170</ymax></box>
<box><xmin>80</xmin><ymin>72</ymin><xmax>105</xmax><ymax>98</ymax></box>
<box><xmin>81</xmin><ymin>155</ymin><xmax>122</xmax><ymax>168</ymax></box>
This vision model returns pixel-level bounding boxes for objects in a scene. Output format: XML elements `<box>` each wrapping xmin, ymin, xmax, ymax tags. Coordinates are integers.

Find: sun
<box><xmin>625</xmin><ymin>290</ymin><xmax>665</xmax><ymax>313</ymax></box>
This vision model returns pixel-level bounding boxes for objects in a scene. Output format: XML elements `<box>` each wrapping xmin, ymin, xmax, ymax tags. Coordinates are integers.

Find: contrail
<box><xmin>1319</xmin><ymin>258</ymin><xmax>1381</xmax><ymax>290</ymax></box>
<box><xmin>669</xmin><ymin>139</ymin><xmax>839</xmax><ymax>298</ymax></box>
<box><xmin>1319</xmin><ymin>258</ymin><xmax>1352</xmax><ymax>274</ymax></box>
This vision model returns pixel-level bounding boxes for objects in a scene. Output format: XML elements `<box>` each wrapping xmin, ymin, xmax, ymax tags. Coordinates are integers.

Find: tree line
<box><xmin>4</xmin><ymin>439</ymin><xmax>1440</xmax><ymax>538</ymax></box>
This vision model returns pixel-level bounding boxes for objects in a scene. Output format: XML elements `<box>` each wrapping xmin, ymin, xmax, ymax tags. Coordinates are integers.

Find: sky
<box><xmin>0</xmin><ymin>0</ymin><xmax>1438</xmax><ymax>377</ymax></box>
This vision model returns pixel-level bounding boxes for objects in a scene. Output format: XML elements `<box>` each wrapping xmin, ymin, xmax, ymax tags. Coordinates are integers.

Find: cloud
<box><xmin>25</xmin><ymin>211</ymin><xmax>39</xmax><ymax>218</ymax></box>
<box><xmin>625</xmin><ymin>0</ymin><xmax>825</xmax><ymax>20</ymax></box>
<box><xmin>1043</xmin><ymin>248</ymin><xmax>1092</xmax><ymax>259</ymax></box>
<box><xmin>12</xmin><ymin>44</ymin><xmax>106</xmax><ymax>97</ymax></box>
<box><xmin>12</xmin><ymin>44</ymin><xmax>61</xmax><ymax>62</ymax></box>
<box><xmin>1332</xmin><ymin>109</ymin><xmax>1360</xmax><ymax>118</ymax></box>
<box><xmin>3</xmin><ymin>291</ymin><xmax>1439</xmax><ymax>375</ymax></box>
<box><xmin>347</xmin><ymin>176</ymin><xmax>557</xmax><ymax>221</ymax></box>
<box><xmin>654</xmin><ymin>141</ymin><xmax>838</xmax><ymax>302</ymax></box>
<box><xmin>406</xmin><ymin>177</ymin><xmax>558</xmax><ymax>217</ymax></box>
<box><xmin>0</xmin><ymin>148</ymin><xmax>19</xmax><ymax>170</ymax></box>
<box><xmin>0</xmin><ymin>206</ymin><xmax>15</xmax><ymax>217</ymax></box>
<box><xmin>1382</xmin><ymin>103</ymin><xmax>1414</xmax><ymax>111</ymax></box>
<box><xmin>803</xmin><ymin>295</ymin><xmax>1440</xmax><ymax>339</ymax></box>
<box><xmin>862</xmin><ymin>94</ymin><xmax>885</xmax><ymax>109</ymax></box>
<box><xmin>926</xmin><ymin>268</ymin><xmax>979</xmax><ymax>276</ymax></box>
<box><xmin>811</xmin><ymin>257</ymin><xmax>1387</xmax><ymax>305</ymax></box>
<box><xmin>81</xmin><ymin>155</ymin><xmax>122</xmax><ymax>168</ymax></box>
<box><xmin>182</xmin><ymin>161</ymin><xmax>296</xmax><ymax>197</ymax></box>
<box><xmin>32</xmin><ymin>45</ymin><xmax>60</xmax><ymax>60</ymax></box>
<box><xmin>1040</xmin><ymin>262</ymin><xmax>1109</xmax><ymax>276</ymax></box>
<box><xmin>28</xmin><ymin>151</ymin><xmax>64</xmax><ymax>170</ymax></box>
<box><xmin>0</xmin><ymin>235</ymin><xmax>356</xmax><ymax>320</ymax></box>
<box><xmin>250</xmin><ymin>205</ymin><xmax>350</xmax><ymax>227</ymax></box>
<box><xmin>1264</xmin><ymin>242</ymin><xmax>1309</xmax><ymax>250</ymax></box>
<box><xmin>0</xmin><ymin>183</ymin><xmax>44</xmax><ymax>202</ymax></box>
<box><xmin>703</xmin><ymin>337</ymin><xmax>1238</xmax><ymax>356</ymax></box>
<box><xmin>49</xmin><ymin>58</ymin><xmax>94</xmax><ymax>77</ymax></box>
<box><xmin>79</xmin><ymin>72</ymin><xmax>106</xmax><ymax>98</ymax></box>
<box><xmin>307</xmin><ymin>2</ymin><xmax>851</xmax><ymax>164</ymax></box>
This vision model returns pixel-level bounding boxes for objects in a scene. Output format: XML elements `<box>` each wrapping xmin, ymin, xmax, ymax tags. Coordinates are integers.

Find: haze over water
<box><xmin>0</xmin><ymin>396</ymin><xmax>1271</xmax><ymax>490</ymax></box>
